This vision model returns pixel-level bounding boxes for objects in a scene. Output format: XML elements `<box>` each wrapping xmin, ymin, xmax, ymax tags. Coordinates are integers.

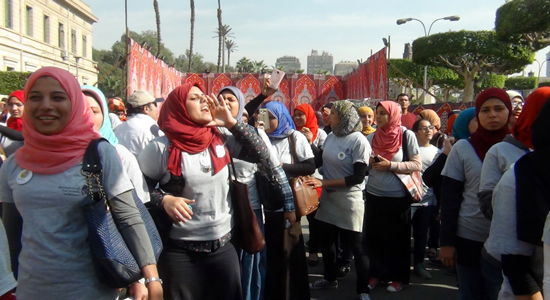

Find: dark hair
<box><xmin>323</xmin><ymin>102</ymin><xmax>334</xmax><ymax>109</ymax></box>
<box><xmin>82</xmin><ymin>91</ymin><xmax>103</xmax><ymax>114</ymax></box>
<box><xmin>412</xmin><ymin>118</ymin><xmax>431</xmax><ymax>132</ymax></box>
<box><xmin>397</xmin><ymin>93</ymin><xmax>409</xmax><ymax>100</ymax></box>
<box><xmin>127</xmin><ymin>103</ymin><xmax>154</xmax><ymax>116</ymax></box>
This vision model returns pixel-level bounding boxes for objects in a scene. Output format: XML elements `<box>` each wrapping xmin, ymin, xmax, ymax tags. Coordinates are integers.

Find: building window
<box><xmin>26</xmin><ymin>6</ymin><xmax>33</xmax><ymax>36</ymax></box>
<box><xmin>82</xmin><ymin>35</ymin><xmax>87</xmax><ymax>58</ymax></box>
<box><xmin>71</xmin><ymin>29</ymin><xmax>76</xmax><ymax>54</ymax></box>
<box><xmin>43</xmin><ymin>15</ymin><xmax>50</xmax><ymax>43</ymax></box>
<box><xmin>4</xmin><ymin>0</ymin><xmax>12</xmax><ymax>28</ymax></box>
<box><xmin>58</xmin><ymin>23</ymin><xmax>64</xmax><ymax>49</ymax></box>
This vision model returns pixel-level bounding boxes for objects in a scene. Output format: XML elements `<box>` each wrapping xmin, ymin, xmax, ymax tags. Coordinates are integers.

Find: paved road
<box><xmin>301</xmin><ymin>219</ymin><xmax>459</xmax><ymax>300</ymax></box>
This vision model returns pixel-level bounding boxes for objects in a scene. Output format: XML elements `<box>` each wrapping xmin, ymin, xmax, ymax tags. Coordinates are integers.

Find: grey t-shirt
<box><xmin>313</xmin><ymin>129</ymin><xmax>327</xmax><ymax>148</ymax></box>
<box><xmin>479</xmin><ymin>141</ymin><xmax>529</xmax><ymax>193</ymax></box>
<box><xmin>442</xmin><ymin>139</ymin><xmax>490</xmax><ymax>242</ymax></box>
<box><xmin>0</xmin><ymin>142</ymin><xmax>133</xmax><ymax>300</ymax></box>
<box><xmin>138</xmin><ymin>134</ymin><xmax>240</xmax><ymax>241</ymax></box>
<box><xmin>366</xmin><ymin>128</ymin><xmax>420</xmax><ymax>197</ymax></box>
<box><xmin>0</xmin><ymin>221</ymin><xmax>16</xmax><ymax>296</ymax></box>
<box><xmin>321</xmin><ymin>131</ymin><xmax>371</xmax><ymax>192</ymax></box>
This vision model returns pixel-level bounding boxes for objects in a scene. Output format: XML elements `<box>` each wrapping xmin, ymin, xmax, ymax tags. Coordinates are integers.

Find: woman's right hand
<box><xmin>162</xmin><ymin>194</ymin><xmax>195</xmax><ymax>223</ymax></box>
<box><xmin>443</xmin><ymin>137</ymin><xmax>456</xmax><ymax>156</ymax></box>
<box><xmin>439</xmin><ymin>246</ymin><xmax>457</xmax><ymax>268</ymax></box>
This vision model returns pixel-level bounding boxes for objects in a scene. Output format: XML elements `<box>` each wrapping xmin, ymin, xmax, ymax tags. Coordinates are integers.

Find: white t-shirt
<box><xmin>0</xmin><ymin>142</ymin><xmax>133</xmax><ymax>300</ymax></box>
<box><xmin>270</xmin><ymin>130</ymin><xmax>314</xmax><ymax>165</ymax></box>
<box><xmin>417</xmin><ymin>144</ymin><xmax>439</xmax><ymax>206</ymax></box>
<box><xmin>115</xmin><ymin>144</ymin><xmax>150</xmax><ymax>203</ymax></box>
<box><xmin>314</xmin><ymin>129</ymin><xmax>327</xmax><ymax>148</ymax></box>
<box><xmin>114</xmin><ymin>114</ymin><xmax>164</xmax><ymax>157</ymax></box>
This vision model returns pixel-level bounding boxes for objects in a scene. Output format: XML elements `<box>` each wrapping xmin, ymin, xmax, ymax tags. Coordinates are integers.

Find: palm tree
<box><xmin>213</xmin><ymin>25</ymin><xmax>234</xmax><ymax>72</ymax></box>
<box><xmin>236</xmin><ymin>57</ymin><xmax>253</xmax><ymax>73</ymax></box>
<box><xmin>153</xmin><ymin>0</ymin><xmax>161</xmax><ymax>53</ymax></box>
<box><xmin>216</xmin><ymin>0</ymin><xmax>222</xmax><ymax>72</ymax></box>
<box><xmin>225</xmin><ymin>40</ymin><xmax>237</xmax><ymax>67</ymax></box>
<box><xmin>253</xmin><ymin>60</ymin><xmax>267</xmax><ymax>73</ymax></box>
<box><xmin>188</xmin><ymin>0</ymin><xmax>195</xmax><ymax>72</ymax></box>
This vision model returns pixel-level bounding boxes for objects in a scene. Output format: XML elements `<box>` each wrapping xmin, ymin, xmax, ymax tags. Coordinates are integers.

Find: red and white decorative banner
<box><xmin>127</xmin><ymin>38</ymin><xmax>185</xmax><ymax>99</ymax></box>
<box><xmin>343</xmin><ymin>48</ymin><xmax>387</xmax><ymax>100</ymax></box>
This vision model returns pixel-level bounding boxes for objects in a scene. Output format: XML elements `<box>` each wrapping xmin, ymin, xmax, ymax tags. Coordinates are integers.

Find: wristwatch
<box><xmin>145</xmin><ymin>277</ymin><xmax>163</xmax><ymax>285</ymax></box>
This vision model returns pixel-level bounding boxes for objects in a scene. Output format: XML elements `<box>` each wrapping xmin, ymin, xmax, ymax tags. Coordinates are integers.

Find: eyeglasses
<box><xmin>419</xmin><ymin>126</ymin><xmax>435</xmax><ymax>133</ymax></box>
<box><xmin>511</xmin><ymin>101</ymin><xmax>524</xmax><ymax>109</ymax></box>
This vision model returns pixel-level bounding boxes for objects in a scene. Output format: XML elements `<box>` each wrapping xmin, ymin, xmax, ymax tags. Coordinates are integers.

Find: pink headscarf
<box><xmin>15</xmin><ymin>67</ymin><xmax>100</xmax><ymax>174</ymax></box>
<box><xmin>371</xmin><ymin>101</ymin><xmax>403</xmax><ymax>161</ymax></box>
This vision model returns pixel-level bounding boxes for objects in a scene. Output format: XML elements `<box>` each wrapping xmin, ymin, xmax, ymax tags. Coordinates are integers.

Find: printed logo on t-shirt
<box><xmin>59</xmin><ymin>186</ymin><xmax>84</xmax><ymax>197</ymax></box>
<box><xmin>81</xmin><ymin>185</ymin><xmax>89</xmax><ymax>196</ymax></box>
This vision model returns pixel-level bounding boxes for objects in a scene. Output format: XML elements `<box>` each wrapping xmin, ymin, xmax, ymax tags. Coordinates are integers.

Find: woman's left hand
<box><xmin>372</xmin><ymin>155</ymin><xmax>392</xmax><ymax>171</ymax></box>
<box><xmin>303</xmin><ymin>176</ymin><xmax>322</xmax><ymax>188</ymax></box>
<box><xmin>147</xmin><ymin>281</ymin><xmax>163</xmax><ymax>300</ymax></box>
<box><xmin>128</xmin><ymin>282</ymin><xmax>148</xmax><ymax>300</ymax></box>
<box><xmin>206</xmin><ymin>93</ymin><xmax>237</xmax><ymax>128</ymax></box>
<box><xmin>301</xmin><ymin>127</ymin><xmax>314</xmax><ymax>144</ymax></box>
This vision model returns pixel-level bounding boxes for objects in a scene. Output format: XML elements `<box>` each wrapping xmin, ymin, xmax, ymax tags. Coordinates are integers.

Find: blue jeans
<box><xmin>456</xmin><ymin>257</ymin><xmax>502</xmax><ymax>300</ymax></box>
<box><xmin>239</xmin><ymin>208</ymin><xmax>267</xmax><ymax>300</ymax></box>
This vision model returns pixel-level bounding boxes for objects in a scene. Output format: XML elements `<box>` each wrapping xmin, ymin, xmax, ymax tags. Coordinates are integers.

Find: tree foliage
<box><xmin>478</xmin><ymin>73</ymin><xmax>506</xmax><ymax>90</ymax></box>
<box><xmin>495</xmin><ymin>0</ymin><xmax>550</xmax><ymax>51</ymax></box>
<box><xmin>505</xmin><ymin>76</ymin><xmax>538</xmax><ymax>90</ymax></box>
<box><xmin>539</xmin><ymin>81</ymin><xmax>550</xmax><ymax>87</ymax></box>
<box><xmin>0</xmin><ymin>72</ymin><xmax>30</xmax><ymax>95</ymax></box>
<box><xmin>412</xmin><ymin>30</ymin><xmax>535</xmax><ymax>102</ymax></box>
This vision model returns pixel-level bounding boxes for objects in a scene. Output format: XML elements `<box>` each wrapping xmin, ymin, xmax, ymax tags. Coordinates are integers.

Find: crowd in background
<box><xmin>0</xmin><ymin>65</ymin><xmax>549</xmax><ymax>300</ymax></box>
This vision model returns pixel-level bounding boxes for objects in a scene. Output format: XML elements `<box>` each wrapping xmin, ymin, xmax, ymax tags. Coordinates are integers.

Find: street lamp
<box><xmin>534</xmin><ymin>58</ymin><xmax>549</xmax><ymax>84</ymax></box>
<box><xmin>396</xmin><ymin>15</ymin><xmax>460</xmax><ymax>102</ymax></box>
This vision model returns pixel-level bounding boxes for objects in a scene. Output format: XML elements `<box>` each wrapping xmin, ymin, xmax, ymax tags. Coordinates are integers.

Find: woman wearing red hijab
<box><xmin>138</xmin><ymin>83</ymin><xmax>273</xmax><ymax>300</ymax></box>
<box><xmin>439</xmin><ymin>88</ymin><xmax>512</xmax><ymax>300</ymax></box>
<box><xmin>0</xmin><ymin>67</ymin><xmax>162</xmax><ymax>300</ymax></box>
<box><xmin>6</xmin><ymin>90</ymin><xmax>24</xmax><ymax>131</ymax></box>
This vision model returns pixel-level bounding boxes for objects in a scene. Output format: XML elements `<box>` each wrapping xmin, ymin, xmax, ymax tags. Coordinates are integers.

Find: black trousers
<box><xmin>159</xmin><ymin>240</ymin><xmax>242</xmax><ymax>300</ymax></box>
<box><xmin>364</xmin><ymin>193</ymin><xmax>411</xmax><ymax>284</ymax></box>
<box><xmin>264</xmin><ymin>211</ymin><xmax>310</xmax><ymax>300</ymax></box>
<box><xmin>412</xmin><ymin>205</ymin><xmax>437</xmax><ymax>264</ymax></box>
<box><xmin>318</xmin><ymin>220</ymin><xmax>370</xmax><ymax>294</ymax></box>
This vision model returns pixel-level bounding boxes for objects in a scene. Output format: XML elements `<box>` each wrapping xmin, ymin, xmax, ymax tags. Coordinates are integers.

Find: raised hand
<box><xmin>205</xmin><ymin>93</ymin><xmax>237</xmax><ymax>128</ymax></box>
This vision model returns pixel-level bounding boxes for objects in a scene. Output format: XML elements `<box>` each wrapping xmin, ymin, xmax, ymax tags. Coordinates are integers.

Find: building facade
<box><xmin>334</xmin><ymin>61</ymin><xmax>357</xmax><ymax>76</ymax></box>
<box><xmin>307</xmin><ymin>50</ymin><xmax>333</xmax><ymax>74</ymax></box>
<box><xmin>275</xmin><ymin>55</ymin><xmax>301</xmax><ymax>73</ymax></box>
<box><xmin>0</xmin><ymin>0</ymin><xmax>98</xmax><ymax>84</ymax></box>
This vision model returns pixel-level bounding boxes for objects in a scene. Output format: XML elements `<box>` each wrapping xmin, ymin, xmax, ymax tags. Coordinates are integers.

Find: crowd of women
<box><xmin>0</xmin><ymin>65</ymin><xmax>549</xmax><ymax>300</ymax></box>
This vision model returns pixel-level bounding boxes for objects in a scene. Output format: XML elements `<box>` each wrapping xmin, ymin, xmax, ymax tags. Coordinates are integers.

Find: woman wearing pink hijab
<box><xmin>0</xmin><ymin>67</ymin><xmax>162</xmax><ymax>300</ymax></box>
<box><xmin>364</xmin><ymin>101</ymin><xmax>422</xmax><ymax>293</ymax></box>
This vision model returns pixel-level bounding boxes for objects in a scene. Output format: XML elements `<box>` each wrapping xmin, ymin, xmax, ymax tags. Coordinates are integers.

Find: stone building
<box><xmin>0</xmin><ymin>0</ymin><xmax>98</xmax><ymax>84</ymax></box>
<box><xmin>334</xmin><ymin>61</ymin><xmax>357</xmax><ymax>76</ymax></box>
<box><xmin>307</xmin><ymin>50</ymin><xmax>333</xmax><ymax>74</ymax></box>
<box><xmin>275</xmin><ymin>55</ymin><xmax>301</xmax><ymax>73</ymax></box>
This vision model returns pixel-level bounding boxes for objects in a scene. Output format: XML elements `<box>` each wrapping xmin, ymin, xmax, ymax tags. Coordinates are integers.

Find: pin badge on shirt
<box><xmin>16</xmin><ymin>169</ymin><xmax>33</xmax><ymax>185</ymax></box>
<box><xmin>338</xmin><ymin>152</ymin><xmax>346</xmax><ymax>160</ymax></box>
<box><xmin>215</xmin><ymin>145</ymin><xmax>226</xmax><ymax>158</ymax></box>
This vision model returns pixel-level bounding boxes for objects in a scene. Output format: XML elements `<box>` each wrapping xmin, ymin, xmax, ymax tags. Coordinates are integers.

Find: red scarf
<box><xmin>294</xmin><ymin>103</ymin><xmax>319</xmax><ymax>142</ymax></box>
<box><xmin>371</xmin><ymin>101</ymin><xmax>403</xmax><ymax>161</ymax></box>
<box><xmin>469</xmin><ymin>88</ymin><xmax>512</xmax><ymax>161</ymax></box>
<box><xmin>6</xmin><ymin>90</ymin><xmax>24</xmax><ymax>131</ymax></box>
<box><xmin>512</xmin><ymin>87</ymin><xmax>550</xmax><ymax>150</ymax></box>
<box><xmin>158</xmin><ymin>83</ymin><xmax>229</xmax><ymax>176</ymax></box>
<box><xmin>15</xmin><ymin>67</ymin><xmax>100</xmax><ymax>174</ymax></box>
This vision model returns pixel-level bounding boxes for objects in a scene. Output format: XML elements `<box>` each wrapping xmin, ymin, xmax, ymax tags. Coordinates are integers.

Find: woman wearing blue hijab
<box><xmin>82</xmin><ymin>85</ymin><xmax>151</xmax><ymax>205</ymax></box>
<box><xmin>261</xmin><ymin>100</ymin><xmax>314</xmax><ymax>300</ymax></box>
<box><xmin>217</xmin><ymin>88</ymin><xmax>296</xmax><ymax>300</ymax></box>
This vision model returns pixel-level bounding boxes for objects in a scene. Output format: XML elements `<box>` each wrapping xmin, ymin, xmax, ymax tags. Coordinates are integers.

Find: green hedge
<box><xmin>0</xmin><ymin>72</ymin><xmax>31</xmax><ymax>95</ymax></box>
<box><xmin>505</xmin><ymin>76</ymin><xmax>538</xmax><ymax>90</ymax></box>
<box><xmin>539</xmin><ymin>81</ymin><xmax>550</xmax><ymax>87</ymax></box>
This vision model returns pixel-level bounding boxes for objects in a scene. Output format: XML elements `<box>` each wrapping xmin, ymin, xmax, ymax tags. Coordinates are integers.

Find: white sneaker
<box><xmin>309</xmin><ymin>279</ymin><xmax>338</xmax><ymax>289</ymax></box>
<box><xmin>358</xmin><ymin>293</ymin><xmax>371</xmax><ymax>300</ymax></box>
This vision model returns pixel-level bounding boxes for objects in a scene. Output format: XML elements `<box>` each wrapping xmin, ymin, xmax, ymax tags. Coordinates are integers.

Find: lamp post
<box><xmin>534</xmin><ymin>58</ymin><xmax>549</xmax><ymax>84</ymax></box>
<box><xmin>396</xmin><ymin>15</ymin><xmax>460</xmax><ymax>103</ymax></box>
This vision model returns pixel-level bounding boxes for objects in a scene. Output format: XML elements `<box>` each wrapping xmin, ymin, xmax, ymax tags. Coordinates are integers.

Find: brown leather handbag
<box><xmin>291</xmin><ymin>176</ymin><xmax>319</xmax><ymax>217</ymax></box>
<box><xmin>288</xmin><ymin>135</ymin><xmax>319</xmax><ymax>217</ymax></box>
<box><xmin>228</xmin><ymin>153</ymin><xmax>265</xmax><ymax>254</ymax></box>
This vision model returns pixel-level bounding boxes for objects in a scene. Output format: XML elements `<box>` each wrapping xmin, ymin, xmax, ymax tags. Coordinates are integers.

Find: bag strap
<box><xmin>288</xmin><ymin>132</ymin><xmax>298</xmax><ymax>164</ymax></box>
<box><xmin>227</xmin><ymin>149</ymin><xmax>240</xmax><ymax>184</ymax></box>
<box><xmin>82</xmin><ymin>138</ymin><xmax>106</xmax><ymax>174</ymax></box>
<box><xmin>401</xmin><ymin>128</ymin><xmax>409</xmax><ymax>162</ymax></box>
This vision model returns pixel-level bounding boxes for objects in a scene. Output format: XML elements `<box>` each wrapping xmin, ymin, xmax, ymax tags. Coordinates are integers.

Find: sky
<box><xmin>88</xmin><ymin>0</ymin><xmax>549</xmax><ymax>77</ymax></box>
